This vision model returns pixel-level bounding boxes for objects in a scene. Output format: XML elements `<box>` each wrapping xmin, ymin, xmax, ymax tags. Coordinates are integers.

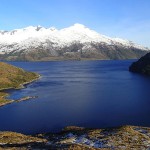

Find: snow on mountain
<box><xmin>0</xmin><ymin>24</ymin><xmax>149</xmax><ymax>60</ymax></box>
<box><xmin>0</xmin><ymin>23</ymin><xmax>148</xmax><ymax>51</ymax></box>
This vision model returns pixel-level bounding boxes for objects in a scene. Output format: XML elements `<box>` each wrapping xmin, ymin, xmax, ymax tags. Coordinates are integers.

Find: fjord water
<box><xmin>0</xmin><ymin>60</ymin><xmax>150</xmax><ymax>134</ymax></box>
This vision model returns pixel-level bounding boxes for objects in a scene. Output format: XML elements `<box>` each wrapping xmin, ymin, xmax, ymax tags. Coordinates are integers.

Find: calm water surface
<box><xmin>0</xmin><ymin>60</ymin><xmax>150</xmax><ymax>134</ymax></box>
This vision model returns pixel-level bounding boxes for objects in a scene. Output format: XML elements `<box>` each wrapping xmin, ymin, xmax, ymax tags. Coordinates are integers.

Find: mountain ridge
<box><xmin>0</xmin><ymin>24</ymin><xmax>149</xmax><ymax>61</ymax></box>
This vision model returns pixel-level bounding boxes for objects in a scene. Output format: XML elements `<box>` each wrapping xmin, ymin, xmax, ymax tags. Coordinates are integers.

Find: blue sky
<box><xmin>0</xmin><ymin>0</ymin><xmax>150</xmax><ymax>47</ymax></box>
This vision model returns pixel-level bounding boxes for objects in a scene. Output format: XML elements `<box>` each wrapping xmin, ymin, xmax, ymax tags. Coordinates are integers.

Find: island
<box><xmin>0</xmin><ymin>125</ymin><xmax>150</xmax><ymax>149</ymax></box>
<box><xmin>0</xmin><ymin>62</ymin><xmax>39</xmax><ymax>107</ymax></box>
<box><xmin>129</xmin><ymin>52</ymin><xmax>150</xmax><ymax>75</ymax></box>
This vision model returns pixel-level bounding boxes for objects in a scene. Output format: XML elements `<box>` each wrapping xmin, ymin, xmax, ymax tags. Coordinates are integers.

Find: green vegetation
<box><xmin>0</xmin><ymin>62</ymin><xmax>39</xmax><ymax>106</ymax></box>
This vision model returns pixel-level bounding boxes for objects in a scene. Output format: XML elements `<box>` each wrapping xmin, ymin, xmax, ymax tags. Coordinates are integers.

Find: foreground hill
<box><xmin>0</xmin><ymin>125</ymin><xmax>150</xmax><ymax>149</ymax></box>
<box><xmin>0</xmin><ymin>24</ymin><xmax>149</xmax><ymax>61</ymax></box>
<box><xmin>129</xmin><ymin>53</ymin><xmax>150</xmax><ymax>75</ymax></box>
<box><xmin>0</xmin><ymin>62</ymin><xmax>39</xmax><ymax>106</ymax></box>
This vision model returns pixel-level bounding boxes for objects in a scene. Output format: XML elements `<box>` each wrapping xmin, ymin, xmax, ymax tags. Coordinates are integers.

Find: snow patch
<box><xmin>63</xmin><ymin>133</ymin><xmax>105</xmax><ymax>148</ymax></box>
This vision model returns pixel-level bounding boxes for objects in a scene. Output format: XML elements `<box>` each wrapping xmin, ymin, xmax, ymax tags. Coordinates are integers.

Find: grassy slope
<box><xmin>0</xmin><ymin>62</ymin><xmax>39</xmax><ymax>105</ymax></box>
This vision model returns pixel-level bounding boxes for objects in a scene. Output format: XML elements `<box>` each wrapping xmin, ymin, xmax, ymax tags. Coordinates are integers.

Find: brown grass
<box><xmin>0</xmin><ymin>62</ymin><xmax>39</xmax><ymax>106</ymax></box>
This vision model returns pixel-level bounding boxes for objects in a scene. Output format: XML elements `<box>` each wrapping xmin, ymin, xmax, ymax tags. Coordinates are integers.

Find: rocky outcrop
<box><xmin>0</xmin><ymin>41</ymin><xmax>148</xmax><ymax>61</ymax></box>
<box><xmin>129</xmin><ymin>53</ymin><xmax>150</xmax><ymax>75</ymax></box>
<box><xmin>0</xmin><ymin>125</ymin><xmax>150</xmax><ymax>149</ymax></box>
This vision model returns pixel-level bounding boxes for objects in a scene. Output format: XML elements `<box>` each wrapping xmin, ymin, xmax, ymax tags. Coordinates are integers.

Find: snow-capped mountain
<box><xmin>0</xmin><ymin>24</ymin><xmax>149</xmax><ymax>61</ymax></box>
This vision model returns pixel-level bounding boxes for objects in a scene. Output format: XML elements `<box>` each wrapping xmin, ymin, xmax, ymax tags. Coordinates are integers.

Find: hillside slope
<box><xmin>0</xmin><ymin>62</ymin><xmax>39</xmax><ymax>105</ymax></box>
<box><xmin>129</xmin><ymin>52</ymin><xmax>150</xmax><ymax>75</ymax></box>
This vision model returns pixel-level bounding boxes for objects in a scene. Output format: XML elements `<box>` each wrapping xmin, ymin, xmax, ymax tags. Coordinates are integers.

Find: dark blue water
<box><xmin>0</xmin><ymin>60</ymin><xmax>150</xmax><ymax>134</ymax></box>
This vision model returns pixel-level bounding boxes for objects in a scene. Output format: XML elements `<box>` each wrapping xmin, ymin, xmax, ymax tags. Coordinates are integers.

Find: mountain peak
<box><xmin>63</xmin><ymin>23</ymin><xmax>88</xmax><ymax>32</ymax></box>
<box><xmin>72</xmin><ymin>23</ymin><xmax>87</xmax><ymax>28</ymax></box>
<box><xmin>70</xmin><ymin>23</ymin><xmax>91</xmax><ymax>31</ymax></box>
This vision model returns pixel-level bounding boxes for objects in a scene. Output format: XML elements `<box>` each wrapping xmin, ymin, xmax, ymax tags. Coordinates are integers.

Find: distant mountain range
<box><xmin>0</xmin><ymin>23</ymin><xmax>149</xmax><ymax>61</ymax></box>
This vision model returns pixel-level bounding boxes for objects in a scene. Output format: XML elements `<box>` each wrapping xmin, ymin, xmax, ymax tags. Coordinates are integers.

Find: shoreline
<box><xmin>0</xmin><ymin>74</ymin><xmax>40</xmax><ymax>107</ymax></box>
<box><xmin>3</xmin><ymin>58</ymin><xmax>138</xmax><ymax>62</ymax></box>
<box><xmin>0</xmin><ymin>96</ymin><xmax>38</xmax><ymax>107</ymax></box>
<box><xmin>0</xmin><ymin>74</ymin><xmax>40</xmax><ymax>91</ymax></box>
<box><xmin>15</xmin><ymin>74</ymin><xmax>41</xmax><ymax>89</ymax></box>
<box><xmin>0</xmin><ymin>125</ymin><xmax>150</xmax><ymax>149</ymax></box>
